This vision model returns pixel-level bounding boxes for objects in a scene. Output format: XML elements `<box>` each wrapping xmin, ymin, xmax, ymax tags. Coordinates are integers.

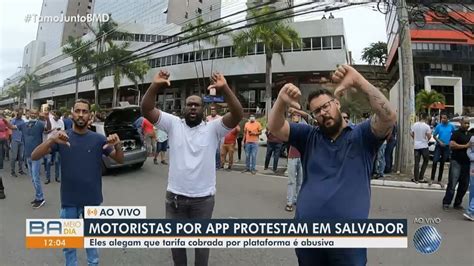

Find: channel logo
<box><xmin>413</xmin><ymin>225</ymin><xmax>442</xmax><ymax>254</ymax></box>
<box><xmin>25</xmin><ymin>219</ymin><xmax>84</xmax><ymax>249</ymax></box>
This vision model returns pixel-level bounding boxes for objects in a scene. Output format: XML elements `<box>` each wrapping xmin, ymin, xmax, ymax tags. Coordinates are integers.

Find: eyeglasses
<box><xmin>311</xmin><ymin>99</ymin><xmax>335</xmax><ymax>118</ymax></box>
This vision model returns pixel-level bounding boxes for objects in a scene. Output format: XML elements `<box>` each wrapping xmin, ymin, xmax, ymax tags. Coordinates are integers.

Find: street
<box><xmin>0</xmin><ymin>158</ymin><xmax>473</xmax><ymax>266</ymax></box>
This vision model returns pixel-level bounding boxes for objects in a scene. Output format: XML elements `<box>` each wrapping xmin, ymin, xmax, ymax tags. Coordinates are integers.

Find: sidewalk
<box><xmin>226</xmin><ymin>161</ymin><xmax>451</xmax><ymax>191</ymax></box>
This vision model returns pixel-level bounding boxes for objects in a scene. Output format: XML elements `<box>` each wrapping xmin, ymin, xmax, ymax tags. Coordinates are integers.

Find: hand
<box><xmin>104</xmin><ymin>134</ymin><xmax>121</xmax><ymax>150</ymax></box>
<box><xmin>278</xmin><ymin>83</ymin><xmax>301</xmax><ymax>109</ymax></box>
<box><xmin>153</xmin><ymin>70</ymin><xmax>171</xmax><ymax>87</ymax></box>
<box><xmin>51</xmin><ymin>130</ymin><xmax>70</xmax><ymax>147</ymax></box>
<box><xmin>207</xmin><ymin>72</ymin><xmax>228</xmax><ymax>92</ymax></box>
<box><xmin>439</xmin><ymin>141</ymin><xmax>445</xmax><ymax>147</ymax></box>
<box><xmin>323</xmin><ymin>64</ymin><xmax>367</xmax><ymax>98</ymax></box>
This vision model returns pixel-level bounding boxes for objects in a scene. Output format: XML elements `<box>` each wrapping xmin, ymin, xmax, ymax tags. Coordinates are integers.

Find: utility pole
<box><xmin>395</xmin><ymin>0</ymin><xmax>415</xmax><ymax>174</ymax></box>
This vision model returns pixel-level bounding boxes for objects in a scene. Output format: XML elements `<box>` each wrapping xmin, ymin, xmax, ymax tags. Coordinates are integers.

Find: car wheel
<box><xmin>133</xmin><ymin>162</ymin><xmax>145</xmax><ymax>169</ymax></box>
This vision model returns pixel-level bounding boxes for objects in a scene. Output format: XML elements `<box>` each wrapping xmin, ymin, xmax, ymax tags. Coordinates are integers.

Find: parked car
<box><xmin>90</xmin><ymin>105</ymin><xmax>147</xmax><ymax>174</ymax></box>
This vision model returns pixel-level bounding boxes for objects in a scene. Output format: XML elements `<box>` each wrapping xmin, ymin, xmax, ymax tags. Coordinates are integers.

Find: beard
<box><xmin>73</xmin><ymin>118</ymin><xmax>87</xmax><ymax>129</ymax></box>
<box><xmin>184</xmin><ymin>112</ymin><xmax>204</xmax><ymax>128</ymax></box>
<box><xmin>319</xmin><ymin>112</ymin><xmax>343</xmax><ymax>137</ymax></box>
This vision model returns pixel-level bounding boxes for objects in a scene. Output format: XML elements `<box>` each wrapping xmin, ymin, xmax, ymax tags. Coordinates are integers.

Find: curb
<box><xmin>229</xmin><ymin>163</ymin><xmax>445</xmax><ymax>191</ymax></box>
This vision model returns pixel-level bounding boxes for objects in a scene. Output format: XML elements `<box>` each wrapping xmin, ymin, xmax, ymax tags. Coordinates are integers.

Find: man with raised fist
<box><xmin>141</xmin><ymin>70</ymin><xmax>243</xmax><ymax>266</ymax></box>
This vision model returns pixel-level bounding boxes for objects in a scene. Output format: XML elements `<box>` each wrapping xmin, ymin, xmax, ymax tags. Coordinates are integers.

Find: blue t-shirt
<box><xmin>53</xmin><ymin>130</ymin><xmax>113</xmax><ymax>207</ymax></box>
<box><xmin>288</xmin><ymin>120</ymin><xmax>382</xmax><ymax>219</ymax></box>
<box><xmin>10</xmin><ymin>118</ymin><xmax>25</xmax><ymax>142</ymax></box>
<box><xmin>433</xmin><ymin>123</ymin><xmax>455</xmax><ymax>144</ymax></box>
<box><xmin>63</xmin><ymin>118</ymin><xmax>73</xmax><ymax>130</ymax></box>
<box><xmin>23</xmin><ymin>120</ymin><xmax>45</xmax><ymax>158</ymax></box>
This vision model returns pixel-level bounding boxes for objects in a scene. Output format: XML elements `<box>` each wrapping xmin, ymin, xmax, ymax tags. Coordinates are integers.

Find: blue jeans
<box><xmin>287</xmin><ymin>158</ymin><xmax>303</xmax><ymax>205</ymax></box>
<box><xmin>245</xmin><ymin>142</ymin><xmax>258</xmax><ymax>171</ymax></box>
<box><xmin>442</xmin><ymin>160</ymin><xmax>470</xmax><ymax>207</ymax></box>
<box><xmin>265</xmin><ymin>142</ymin><xmax>282</xmax><ymax>171</ymax></box>
<box><xmin>60</xmin><ymin>206</ymin><xmax>99</xmax><ymax>266</ymax></box>
<box><xmin>431</xmin><ymin>145</ymin><xmax>450</xmax><ymax>182</ymax></box>
<box><xmin>45</xmin><ymin>152</ymin><xmax>61</xmax><ymax>181</ymax></box>
<box><xmin>10</xmin><ymin>140</ymin><xmax>24</xmax><ymax>173</ymax></box>
<box><xmin>26</xmin><ymin>157</ymin><xmax>43</xmax><ymax>201</ymax></box>
<box><xmin>375</xmin><ymin>143</ymin><xmax>386</xmax><ymax>176</ymax></box>
<box><xmin>467</xmin><ymin>174</ymin><xmax>474</xmax><ymax>215</ymax></box>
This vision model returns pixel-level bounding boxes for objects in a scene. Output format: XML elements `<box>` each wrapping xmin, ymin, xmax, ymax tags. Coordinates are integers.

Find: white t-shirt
<box><xmin>156</xmin><ymin>111</ymin><xmax>230</xmax><ymax>197</ymax></box>
<box><xmin>48</xmin><ymin>116</ymin><xmax>65</xmax><ymax>139</ymax></box>
<box><xmin>411</xmin><ymin>121</ymin><xmax>431</xmax><ymax>149</ymax></box>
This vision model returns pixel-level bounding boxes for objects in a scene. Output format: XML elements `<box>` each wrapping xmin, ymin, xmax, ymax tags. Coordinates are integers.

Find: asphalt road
<box><xmin>0</xmin><ymin>159</ymin><xmax>473</xmax><ymax>266</ymax></box>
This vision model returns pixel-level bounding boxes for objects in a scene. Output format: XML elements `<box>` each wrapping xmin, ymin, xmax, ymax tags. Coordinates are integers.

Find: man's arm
<box><xmin>208</xmin><ymin>73</ymin><xmax>243</xmax><ymax>128</ymax></box>
<box><xmin>331</xmin><ymin>65</ymin><xmax>397</xmax><ymax>138</ymax></box>
<box><xmin>450</xmin><ymin>139</ymin><xmax>470</xmax><ymax>150</ymax></box>
<box><xmin>268</xmin><ymin>84</ymin><xmax>301</xmax><ymax>142</ymax></box>
<box><xmin>141</xmin><ymin>70</ymin><xmax>170</xmax><ymax>124</ymax></box>
<box><xmin>105</xmin><ymin>134</ymin><xmax>124</xmax><ymax>164</ymax></box>
<box><xmin>31</xmin><ymin>131</ymin><xmax>69</xmax><ymax>160</ymax></box>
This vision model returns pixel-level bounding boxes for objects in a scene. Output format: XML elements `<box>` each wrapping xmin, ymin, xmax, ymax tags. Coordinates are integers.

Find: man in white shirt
<box><xmin>411</xmin><ymin>113</ymin><xmax>432</xmax><ymax>183</ymax></box>
<box><xmin>45</xmin><ymin>110</ymin><xmax>65</xmax><ymax>183</ymax></box>
<box><xmin>141</xmin><ymin>70</ymin><xmax>243</xmax><ymax>266</ymax></box>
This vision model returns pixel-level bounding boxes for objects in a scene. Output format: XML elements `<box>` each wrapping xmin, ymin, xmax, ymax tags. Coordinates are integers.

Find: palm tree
<box><xmin>103</xmin><ymin>42</ymin><xmax>150</xmax><ymax>107</ymax></box>
<box><xmin>63</xmin><ymin>36</ymin><xmax>94</xmax><ymax>102</ymax></box>
<box><xmin>182</xmin><ymin>17</ymin><xmax>229</xmax><ymax>95</ymax></box>
<box><xmin>232</xmin><ymin>6</ymin><xmax>301</xmax><ymax>116</ymax></box>
<box><xmin>86</xmin><ymin>18</ymin><xmax>131</xmax><ymax>105</ymax></box>
<box><xmin>19</xmin><ymin>73</ymin><xmax>40</xmax><ymax>109</ymax></box>
<box><xmin>415</xmin><ymin>90</ymin><xmax>446</xmax><ymax>116</ymax></box>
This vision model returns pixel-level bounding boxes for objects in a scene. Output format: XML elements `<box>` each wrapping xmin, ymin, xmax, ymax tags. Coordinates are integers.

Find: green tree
<box><xmin>86</xmin><ymin>18</ymin><xmax>131</xmax><ymax>105</ymax></box>
<box><xmin>361</xmin><ymin>41</ymin><xmax>387</xmax><ymax>65</ymax></box>
<box><xmin>415</xmin><ymin>90</ymin><xmax>445</xmax><ymax>116</ymax></box>
<box><xmin>232</xmin><ymin>6</ymin><xmax>301</xmax><ymax>116</ymax></box>
<box><xmin>102</xmin><ymin>42</ymin><xmax>150</xmax><ymax>107</ymax></box>
<box><xmin>63</xmin><ymin>36</ymin><xmax>94</xmax><ymax>102</ymax></box>
<box><xmin>182</xmin><ymin>17</ymin><xmax>229</xmax><ymax>95</ymax></box>
<box><xmin>19</xmin><ymin>73</ymin><xmax>40</xmax><ymax>108</ymax></box>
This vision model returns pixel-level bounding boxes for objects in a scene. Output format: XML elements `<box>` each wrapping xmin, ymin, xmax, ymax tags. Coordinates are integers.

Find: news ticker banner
<box><xmin>26</xmin><ymin>206</ymin><xmax>408</xmax><ymax>249</ymax></box>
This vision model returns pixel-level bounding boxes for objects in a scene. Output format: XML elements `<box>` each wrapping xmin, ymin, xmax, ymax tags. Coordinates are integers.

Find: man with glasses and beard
<box><xmin>31</xmin><ymin>99</ymin><xmax>124</xmax><ymax>266</ymax></box>
<box><xmin>268</xmin><ymin>65</ymin><xmax>396</xmax><ymax>265</ymax></box>
<box><xmin>141</xmin><ymin>70</ymin><xmax>243</xmax><ymax>266</ymax></box>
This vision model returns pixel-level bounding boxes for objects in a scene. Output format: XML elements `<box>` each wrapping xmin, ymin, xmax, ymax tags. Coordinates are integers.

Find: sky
<box><xmin>0</xmin><ymin>0</ymin><xmax>387</xmax><ymax>84</ymax></box>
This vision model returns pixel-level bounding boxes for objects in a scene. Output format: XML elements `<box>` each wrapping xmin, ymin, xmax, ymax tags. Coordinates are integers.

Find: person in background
<box><xmin>220</xmin><ymin>125</ymin><xmax>240</xmax><ymax>170</ymax></box>
<box><xmin>243</xmin><ymin>114</ymin><xmax>262</xmax><ymax>175</ymax></box>
<box><xmin>10</xmin><ymin>109</ymin><xmax>26</xmax><ymax>177</ymax></box>
<box><xmin>142</xmin><ymin>117</ymin><xmax>156</xmax><ymax>156</ymax></box>
<box><xmin>384</xmin><ymin>122</ymin><xmax>397</xmax><ymax>174</ymax></box>
<box><xmin>341</xmin><ymin>111</ymin><xmax>354</xmax><ymax>127</ymax></box>
<box><xmin>264</xmin><ymin>128</ymin><xmax>283</xmax><ymax>173</ymax></box>
<box><xmin>206</xmin><ymin>105</ymin><xmax>222</xmax><ymax>169</ymax></box>
<box><xmin>411</xmin><ymin>114</ymin><xmax>432</xmax><ymax>183</ymax></box>
<box><xmin>154</xmin><ymin>128</ymin><xmax>168</xmax><ymax>165</ymax></box>
<box><xmin>133</xmin><ymin>116</ymin><xmax>145</xmax><ymax>142</ymax></box>
<box><xmin>0</xmin><ymin>110</ymin><xmax>16</xmax><ymax>199</ymax></box>
<box><xmin>236</xmin><ymin>117</ymin><xmax>247</xmax><ymax>162</ymax></box>
<box><xmin>442</xmin><ymin>117</ymin><xmax>471</xmax><ymax>211</ymax></box>
<box><xmin>286</xmin><ymin>112</ymin><xmax>303</xmax><ymax>212</ymax></box>
<box><xmin>44</xmin><ymin>110</ymin><xmax>64</xmax><ymax>184</ymax></box>
<box><xmin>464</xmin><ymin>136</ymin><xmax>474</xmax><ymax>221</ymax></box>
<box><xmin>63</xmin><ymin>112</ymin><xmax>73</xmax><ymax>130</ymax></box>
<box><xmin>430</xmin><ymin>113</ymin><xmax>455</xmax><ymax>186</ymax></box>
<box><xmin>23</xmin><ymin>109</ymin><xmax>51</xmax><ymax>208</ymax></box>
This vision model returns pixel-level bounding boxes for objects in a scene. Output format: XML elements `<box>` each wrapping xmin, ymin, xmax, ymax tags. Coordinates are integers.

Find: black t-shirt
<box><xmin>450</xmin><ymin>130</ymin><xmax>471</xmax><ymax>163</ymax></box>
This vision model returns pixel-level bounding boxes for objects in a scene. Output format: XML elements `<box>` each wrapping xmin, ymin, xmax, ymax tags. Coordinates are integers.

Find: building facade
<box><xmin>386</xmin><ymin>1</ymin><xmax>474</xmax><ymax>115</ymax></box>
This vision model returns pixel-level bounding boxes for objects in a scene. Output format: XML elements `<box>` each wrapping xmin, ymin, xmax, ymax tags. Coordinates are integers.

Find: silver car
<box><xmin>91</xmin><ymin>105</ymin><xmax>147</xmax><ymax>174</ymax></box>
